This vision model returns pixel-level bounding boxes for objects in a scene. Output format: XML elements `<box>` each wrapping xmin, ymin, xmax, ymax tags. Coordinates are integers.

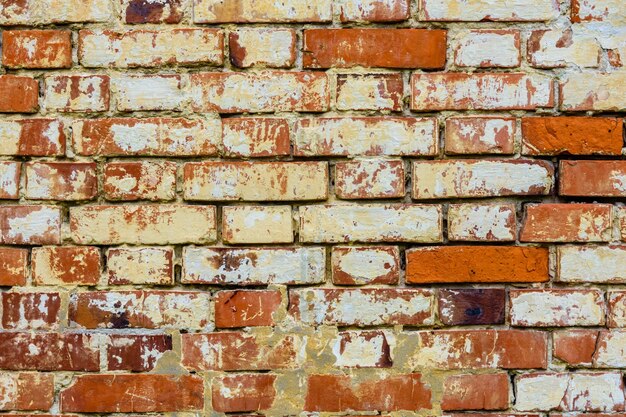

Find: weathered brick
<box><xmin>335</xmin><ymin>159</ymin><xmax>404</xmax><ymax>199</ymax></box>
<box><xmin>223</xmin><ymin>206</ymin><xmax>293</xmax><ymax>244</ymax></box>
<box><xmin>515</xmin><ymin>372</ymin><xmax>625</xmax><ymax>411</ymax></box>
<box><xmin>412</xmin><ymin>159</ymin><xmax>554</xmax><ymax>199</ymax></box>
<box><xmin>190</xmin><ymin>72</ymin><xmax>330</xmax><ymax>113</ymax></box>
<box><xmin>106</xmin><ymin>334</ymin><xmax>172</xmax><ymax>371</ymax></box>
<box><xmin>445</xmin><ymin>116</ymin><xmax>516</xmax><ymax>155</ymax></box>
<box><xmin>72</xmin><ymin>117</ymin><xmax>220</xmax><ymax>156</ymax></box>
<box><xmin>104</xmin><ymin>161</ymin><xmax>177</xmax><ymax>201</ymax></box>
<box><xmin>560</xmin><ymin>72</ymin><xmax>626</xmax><ymax>111</ymax></box>
<box><xmin>60</xmin><ymin>374</ymin><xmax>204</xmax><ymax>412</ymax></box>
<box><xmin>304</xmin><ymin>29</ymin><xmax>446</xmax><ymax>69</ymax></box>
<box><xmin>510</xmin><ymin>289</ymin><xmax>605</xmax><ymax>326</ymax></box>
<box><xmin>332</xmin><ymin>246</ymin><xmax>399</xmax><ymax>285</ymax></box>
<box><xmin>520</xmin><ymin>203</ymin><xmax>613</xmax><ymax>242</ymax></box>
<box><xmin>304</xmin><ymin>373</ymin><xmax>431</xmax><ymax>412</ymax></box>
<box><xmin>560</xmin><ymin>160</ymin><xmax>626</xmax><ymax>196</ymax></box>
<box><xmin>594</xmin><ymin>330</ymin><xmax>626</xmax><ymax>367</ymax></box>
<box><xmin>608</xmin><ymin>291</ymin><xmax>626</xmax><ymax>327</ymax></box>
<box><xmin>299</xmin><ymin>204</ymin><xmax>442</xmax><ymax>243</ymax></box>
<box><xmin>113</xmin><ymin>75</ymin><xmax>184</xmax><ymax>111</ymax></box>
<box><xmin>438</xmin><ymin>289</ymin><xmax>506</xmax><ymax>326</ymax></box>
<box><xmin>558</xmin><ymin>245</ymin><xmax>626</xmax><ymax>283</ymax></box>
<box><xmin>289</xmin><ymin>288</ymin><xmax>434</xmax><ymax>326</ymax></box>
<box><xmin>453</xmin><ymin>30</ymin><xmax>520</xmax><ymax>68</ymax></box>
<box><xmin>223</xmin><ymin>118</ymin><xmax>290</xmax><ymax>158</ymax></box>
<box><xmin>193</xmin><ymin>0</ymin><xmax>332</xmax><ymax>23</ymax></box>
<box><xmin>69</xmin><ymin>290</ymin><xmax>211</xmax><ymax>330</ymax></box>
<box><xmin>212</xmin><ymin>374</ymin><xmax>276</xmax><ymax>413</ymax></box>
<box><xmin>107</xmin><ymin>247</ymin><xmax>174</xmax><ymax>285</ymax></box>
<box><xmin>79</xmin><ymin>29</ymin><xmax>223</xmax><ymax>68</ymax></box>
<box><xmin>122</xmin><ymin>0</ymin><xmax>184</xmax><ymax>23</ymax></box>
<box><xmin>411</xmin><ymin>73</ymin><xmax>553</xmax><ymax>110</ymax></box>
<box><xmin>339</xmin><ymin>0</ymin><xmax>410</xmax><ymax>22</ymax></box>
<box><xmin>0</xmin><ymin>333</ymin><xmax>99</xmax><ymax>371</ymax></box>
<box><xmin>230</xmin><ymin>28</ymin><xmax>296</xmax><ymax>68</ymax></box>
<box><xmin>0</xmin><ymin>161</ymin><xmax>21</xmax><ymax>199</ymax></box>
<box><xmin>2</xmin><ymin>30</ymin><xmax>71</xmax><ymax>68</ymax></box>
<box><xmin>442</xmin><ymin>373</ymin><xmax>509</xmax><ymax>410</ymax></box>
<box><xmin>2</xmin><ymin>292</ymin><xmax>61</xmax><ymax>330</ymax></box>
<box><xmin>0</xmin><ymin>373</ymin><xmax>54</xmax><ymax>411</ymax></box>
<box><xmin>407</xmin><ymin>246</ymin><xmax>548</xmax><ymax>283</ymax></box>
<box><xmin>553</xmin><ymin>330</ymin><xmax>598</xmax><ymax>366</ymax></box>
<box><xmin>0</xmin><ymin>206</ymin><xmax>61</xmax><ymax>245</ymax></box>
<box><xmin>214</xmin><ymin>290</ymin><xmax>282</xmax><ymax>328</ymax></box>
<box><xmin>336</xmin><ymin>73</ymin><xmax>403</xmax><ymax>111</ymax></box>
<box><xmin>32</xmin><ymin>246</ymin><xmax>101</xmax><ymax>286</ymax></box>
<box><xmin>182</xmin><ymin>332</ymin><xmax>298</xmax><ymax>370</ymax></box>
<box><xmin>182</xmin><ymin>246</ymin><xmax>325</xmax><ymax>285</ymax></box>
<box><xmin>521</xmin><ymin>116</ymin><xmax>623</xmax><ymax>155</ymax></box>
<box><xmin>0</xmin><ymin>119</ymin><xmax>65</xmax><ymax>156</ymax></box>
<box><xmin>528</xmin><ymin>29</ymin><xmax>601</xmax><ymax>68</ymax></box>
<box><xmin>25</xmin><ymin>162</ymin><xmax>97</xmax><ymax>201</ymax></box>
<box><xmin>0</xmin><ymin>0</ymin><xmax>112</xmax><ymax>24</ymax></box>
<box><xmin>333</xmin><ymin>330</ymin><xmax>394</xmax><ymax>368</ymax></box>
<box><xmin>70</xmin><ymin>205</ymin><xmax>217</xmax><ymax>245</ymax></box>
<box><xmin>294</xmin><ymin>117</ymin><xmax>438</xmax><ymax>156</ymax></box>
<box><xmin>0</xmin><ymin>76</ymin><xmax>39</xmax><ymax>113</ymax></box>
<box><xmin>184</xmin><ymin>161</ymin><xmax>327</xmax><ymax>201</ymax></box>
<box><xmin>421</xmin><ymin>0</ymin><xmax>560</xmax><ymax>21</ymax></box>
<box><xmin>44</xmin><ymin>75</ymin><xmax>110</xmax><ymax>112</ymax></box>
<box><xmin>572</xmin><ymin>0</ymin><xmax>622</xmax><ymax>23</ymax></box>
<box><xmin>448</xmin><ymin>203</ymin><xmax>516</xmax><ymax>241</ymax></box>
<box><xmin>0</xmin><ymin>248</ymin><xmax>28</xmax><ymax>286</ymax></box>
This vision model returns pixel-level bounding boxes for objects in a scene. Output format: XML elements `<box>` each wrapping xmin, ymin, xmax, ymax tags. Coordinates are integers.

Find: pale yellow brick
<box><xmin>222</xmin><ymin>206</ymin><xmax>293</xmax><ymax>244</ymax></box>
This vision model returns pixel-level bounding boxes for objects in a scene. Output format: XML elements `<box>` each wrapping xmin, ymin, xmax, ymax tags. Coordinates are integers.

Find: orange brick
<box><xmin>2</xmin><ymin>30</ymin><xmax>71</xmax><ymax>68</ymax></box>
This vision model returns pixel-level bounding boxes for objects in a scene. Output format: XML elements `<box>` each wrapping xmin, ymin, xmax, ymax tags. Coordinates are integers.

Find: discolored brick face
<box><xmin>0</xmin><ymin>0</ymin><xmax>624</xmax><ymax>414</ymax></box>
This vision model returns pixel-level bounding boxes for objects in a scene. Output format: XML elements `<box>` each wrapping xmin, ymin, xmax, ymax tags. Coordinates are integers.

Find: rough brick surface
<box><xmin>1</xmin><ymin>0</ymin><xmax>625</xmax><ymax>413</ymax></box>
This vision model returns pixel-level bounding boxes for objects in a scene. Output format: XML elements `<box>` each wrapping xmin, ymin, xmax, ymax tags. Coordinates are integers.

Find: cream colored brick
<box><xmin>336</xmin><ymin>74</ymin><xmax>402</xmax><ymax>111</ymax></box>
<box><xmin>193</xmin><ymin>0</ymin><xmax>332</xmax><ymax>23</ymax></box>
<box><xmin>558</xmin><ymin>246</ymin><xmax>626</xmax><ymax>283</ymax></box>
<box><xmin>421</xmin><ymin>0</ymin><xmax>560</xmax><ymax>21</ymax></box>
<box><xmin>113</xmin><ymin>75</ymin><xmax>184</xmax><ymax>111</ymax></box>
<box><xmin>561</xmin><ymin>71</ymin><xmax>626</xmax><ymax>111</ymax></box>
<box><xmin>106</xmin><ymin>247</ymin><xmax>174</xmax><ymax>285</ymax></box>
<box><xmin>0</xmin><ymin>0</ymin><xmax>113</xmax><ymax>25</ymax></box>
<box><xmin>230</xmin><ymin>28</ymin><xmax>295</xmax><ymax>68</ymax></box>
<box><xmin>299</xmin><ymin>204</ymin><xmax>443</xmax><ymax>243</ymax></box>
<box><xmin>594</xmin><ymin>330</ymin><xmax>626</xmax><ymax>367</ymax></box>
<box><xmin>44</xmin><ymin>75</ymin><xmax>109</xmax><ymax>112</ymax></box>
<box><xmin>510</xmin><ymin>289</ymin><xmax>605</xmax><ymax>327</ymax></box>
<box><xmin>453</xmin><ymin>30</ymin><xmax>520</xmax><ymax>67</ymax></box>
<box><xmin>528</xmin><ymin>28</ymin><xmax>601</xmax><ymax>68</ymax></box>
<box><xmin>448</xmin><ymin>203</ymin><xmax>516</xmax><ymax>241</ymax></box>
<box><xmin>222</xmin><ymin>206</ymin><xmax>293</xmax><ymax>244</ymax></box>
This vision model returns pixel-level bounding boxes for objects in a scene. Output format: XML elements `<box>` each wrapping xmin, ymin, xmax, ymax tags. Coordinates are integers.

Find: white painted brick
<box><xmin>222</xmin><ymin>206</ymin><xmax>293</xmax><ymax>244</ymax></box>
<box><xmin>448</xmin><ymin>203</ymin><xmax>516</xmax><ymax>241</ymax></box>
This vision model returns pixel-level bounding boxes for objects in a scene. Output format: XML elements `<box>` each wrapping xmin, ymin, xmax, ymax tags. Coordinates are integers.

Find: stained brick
<box><xmin>3</xmin><ymin>30</ymin><xmax>72</xmax><ymax>68</ymax></box>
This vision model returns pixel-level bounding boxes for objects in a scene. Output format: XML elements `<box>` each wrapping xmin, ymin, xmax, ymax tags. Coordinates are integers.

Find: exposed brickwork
<box><xmin>0</xmin><ymin>0</ymin><xmax>624</xmax><ymax>413</ymax></box>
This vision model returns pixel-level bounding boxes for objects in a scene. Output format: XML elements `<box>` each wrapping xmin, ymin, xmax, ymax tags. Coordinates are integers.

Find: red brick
<box><xmin>303</xmin><ymin>29</ymin><xmax>446</xmax><ymax>69</ymax></box>
<box><xmin>560</xmin><ymin>160</ymin><xmax>626</xmax><ymax>196</ymax></box>
<box><xmin>106</xmin><ymin>334</ymin><xmax>173</xmax><ymax>371</ymax></box>
<box><xmin>107</xmin><ymin>247</ymin><xmax>174</xmax><ymax>285</ymax></box>
<box><xmin>44</xmin><ymin>75</ymin><xmax>110</xmax><ymax>112</ymax></box>
<box><xmin>304</xmin><ymin>373</ymin><xmax>431</xmax><ymax>412</ymax></box>
<box><xmin>332</xmin><ymin>246</ymin><xmax>400</xmax><ymax>285</ymax></box>
<box><xmin>412</xmin><ymin>330</ymin><xmax>547</xmax><ymax>369</ymax></box>
<box><xmin>25</xmin><ymin>162</ymin><xmax>98</xmax><ymax>201</ymax></box>
<box><xmin>0</xmin><ymin>76</ymin><xmax>39</xmax><ymax>113</ymax></box>
<box><xmin>215</xmin><ymin>290</ymin><xmax>282</xmax><ymax>328</ymax></box>
<box><xmin>0</xmin><ymin>333</ymin><xmax>99</xmax><ymax>371</ymax></box>
<box><xmin>190</xmin><ymin>72</ymin><xmax>329</xmax><ymax>113</ymax></box>
<box><xmin>69</xmin><ymin>290</ymin><xmax>211</xmax><ymax>330</ymax></box>
<box><xmin>0</xmin><ymin>119</ymin><xmax>65</xmax><ymax>156</ymax></box>
<box><xmin>337</xmin><ymin>73</ymin><xmax>403</xmax><ymax>111</ymax></box>
<box><xmin>193</xmin><ymin>0</ymin><xmax>332</xmax><ymax>23</ymax></box>
<box><xmin>2</xmin><ymin>30</ymin><xmax>71</xmax><ymax>68</ymax></box>
<box><xmin>406</xmin><ymin>246</ymin><xmax>549</xmax><ymax>283</ymax></box>
<box><xmin>32</xmin><ymin>246</ymin><xmax>101</xmax><ymax>286</ymax></box>
<box><xmin>212</xmin><ymin>374</ymin><xmax>276</xmax><ymax>413</ymax></box>
<box><xmin>223</xmin><ymin>118</ymin><xmax>290</xmax><ymax>157</ymax></box>
<box><xmin>339</xmin><ymin>0</ymin><xmax>410</xmax><ymax>22</ymax></box>
<box><xmin>0</xmin><ymin>205</ymin><xmax>62</xmax><ymax>245</ymax></box>
<box><xmin>522</xmin><ymin>117</ymin><xmax>623</xmax><ymax>155</ymax></box>
<box><xmin>123</xmin><ymin>0</ymin><xmax>184</xmax><ymax>23</ymax></box>
<box><xmin>0</xmin><ymin>373</ymin><xmax>54</xmax><ymax>411</ymax></box>
<box><xmin>60</xmin><ymin>374</ymin><xmax>204</xmax><ymax>412</ymax></box>
<box><xmin>2</xmin><ymin>292</ymin><xmax>61</xmax><ymax>330</ymax></box>
<box><xmin>229</xmin><ymin>28</ymin><xmax>296</xmax><ymax>68</ymax></box>
<box><xmin>0</xmin><ymin>248</ymin><xmax>28</xmax><ymax>286</ymax></box>
<box><xmin>335</xmin><ymin>159</ymin><xmax>405</xmax><ymax>199</ymax></box>
<box><xmin>182</xmin><ymin>332</ymin><xmax>298</xmax><ymax>371</ymax></box>
<box><xmin>442</xmin><ymin>373</ymin><xmax>509</xmax><ymax>410</ymax></box>
<box><xmin>553</xmin><ymin>330</ymin><xmax>598</xmax><ymax>366</ymax></box>
<box><xmin>0</xmin><ymin>161</ymin><xmax>21</xmax><ymax>199</ymax></box>
<box><xmin>72</xmin><ymin>117</ymin><xmax>220</xmax><ymax>156</ymax></box>
<box><xmin>104</xmin><ymin>161</ymin><xmax>176</xmax><ymax>201</ymax></box>
<box><xmin>520</xmin><ymin>203</ymin><xmax>613</xmax><ymax>242</ymax></box>
<box><xmin>445</xmin><ymin>116</ymin><xmax>516</xmax><ymax>155</ymax></box>
<box><xmin>411</xmin><ymin>73</ymin><xmax>553</xmax><ymax>110</ymax></box>
<box><xmin>438</xmin><ymin>288</ymin><xmax>506</xmax><ymax>326</ymax></box>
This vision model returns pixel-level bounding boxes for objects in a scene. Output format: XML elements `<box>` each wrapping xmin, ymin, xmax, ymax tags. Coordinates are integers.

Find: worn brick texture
<box><xmin>0</xmin><ymin>0</ymin><xmax>625</xmax><ymax>414</ymax></box>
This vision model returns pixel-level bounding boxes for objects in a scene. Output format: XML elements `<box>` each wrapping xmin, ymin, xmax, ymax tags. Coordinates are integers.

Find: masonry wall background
<box><xmin>0</xmin><ymin>0</ymin><xmax>625</xmax><ymax>414</ymax></box>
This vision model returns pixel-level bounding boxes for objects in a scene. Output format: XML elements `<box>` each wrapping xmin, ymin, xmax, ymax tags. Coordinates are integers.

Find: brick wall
<box><xmin>0</xmin><ymin>0</ymin><xmax>625</xmax><ymax>414</ymax></box>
